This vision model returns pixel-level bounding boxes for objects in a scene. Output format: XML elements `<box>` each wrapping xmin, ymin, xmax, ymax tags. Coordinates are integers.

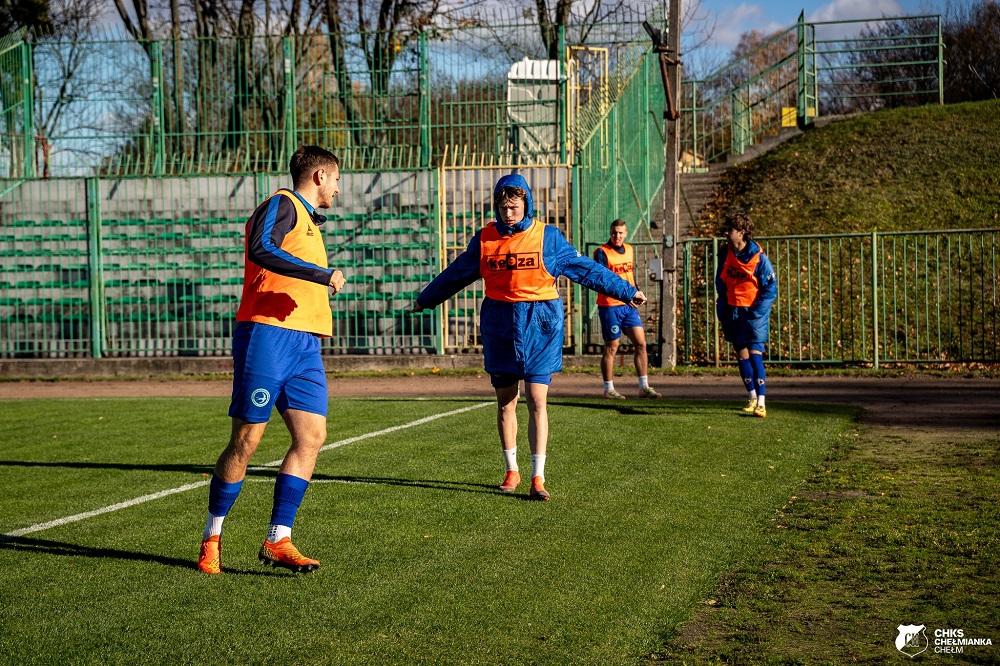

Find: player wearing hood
<box><xmin>415</xmin><ymin>174</ymin><xmax>646</xmax><ymax>500</ymax></box>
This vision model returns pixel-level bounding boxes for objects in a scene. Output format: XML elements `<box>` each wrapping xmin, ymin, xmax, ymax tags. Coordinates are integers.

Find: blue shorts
<box><xmin>229</xmin><ymin>322</ymin><xmax>328</xmax><ymax>423</ymax></box>
<box><xmin>598</xmin><ymin>305</ymin><xmax>643</xmax><ymax>342</ymax></box>
<box><xmin>490</xmin><ymin>373</ymin><xmax>553</xmax><ymax>389</ymax></box>
<box><xmin>732</xmin><ymin>341</ymin><xmax>766</xmax><ymax>354</ymax></box>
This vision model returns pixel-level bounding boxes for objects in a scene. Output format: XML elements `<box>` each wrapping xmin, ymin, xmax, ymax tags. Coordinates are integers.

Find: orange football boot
<box><xmin>197</xmin><ymin>535</ymin><xmax>222</xmax><ymax>575</ymax></box>
<box><xmin>258</xmin><ymin>537</ymin><xmax>320</xmax><ymax>573</ymax></box>
<box><xmin>499</xmin><ymin>470</ymin><xmax>521</xmax><ymax>493</ymax></box>
<box><xmin>528</xmin><ymin>476</ymin><xmax>550</xmax><ymax>502</ymax></box>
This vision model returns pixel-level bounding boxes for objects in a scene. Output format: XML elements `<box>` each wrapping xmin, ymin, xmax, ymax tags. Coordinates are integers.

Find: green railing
<box><xmin>1</xmin><ymin>12</ymin><xmax>982</xmax><ymax>364</ymax></box>
<box><xmin>0</xmin><ymin>173</ymin><xmax>440</xmax><ymax>357</ymax></box>
<box><xmin>680</xmin><ymin>14</ymin><xmax>943</xmax><ymax>165</ymax></box>
<box><xmin>3</xmin><ymin>194</ymin><xmax>996</xmax><ymax>364</ymax></box>
<box><xmin>0</xmin><ymin>13</ymin><xmax>658</xmax><ymax>178</ymax></box>
<box><xmin>681</xmin><ymin>230</ymin><xmax>999</xmax><ymax>365</ymax></box>
<box><xmin>0</xmin><ymin>28</ymin><xmax>31</xmax><ymax>179</ymax></box>
<box><xmin>574</xmin><ymin>49</ymin><xmax>665</xmax><ymax>245</ymax></box>
<box><xmin>580</xmin><ymin>240</ymin><xmax>663</xmax><ymax>353</ymax></box>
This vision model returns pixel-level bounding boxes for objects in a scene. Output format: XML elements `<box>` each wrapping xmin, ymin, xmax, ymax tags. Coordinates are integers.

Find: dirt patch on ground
<box><xmin>2</xmin><ymin>374</ymin><xmax>997</xmax><ymax>434</ymax></box>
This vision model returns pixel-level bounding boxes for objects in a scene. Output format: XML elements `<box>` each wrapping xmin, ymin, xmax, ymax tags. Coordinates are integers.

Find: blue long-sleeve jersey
<box><xmin>417</xmin><ymin>175</ymin><xmax>637</xmax><ymax>377</ymax></box>
<box><xmin>245</xmin><ymin>189</ymin><xmax>334</xmax><ymax>286</ymax></box>
<box><xmin>715</xmin><ymin>239</ymin><xmax>777</xmax><ymax>345</ymax></box>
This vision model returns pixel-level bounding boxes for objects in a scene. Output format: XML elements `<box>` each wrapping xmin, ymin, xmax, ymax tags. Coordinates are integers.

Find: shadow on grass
<box><xmin>546</xmin><ymin>399</ymin><xmax>667</xmax><ymax>415</ymax></box>
<box><xmin>0</xmin><ymin>460</ymin><xmax>217</xmax><ymax>474</ymax></box>
<box><xmin>311</xmin><ymin>474</ymin><xmax>539</xmax><ymax>499</ymax></box>
<box><xmin>0</xmin><ymin>535</ymin><xmax>283</xmax><ymax>576</ymax></box>
<box><xmin>0</xmin><ymin>461</ymin><xmax>517</xmax><ymax>498</ymax></box>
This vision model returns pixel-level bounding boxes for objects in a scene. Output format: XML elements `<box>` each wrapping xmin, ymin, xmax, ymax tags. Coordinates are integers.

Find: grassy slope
<box><xmin>696</xmin><ymin>100</ymin><xmax>1000</xmax><ymax>236</ymax></box>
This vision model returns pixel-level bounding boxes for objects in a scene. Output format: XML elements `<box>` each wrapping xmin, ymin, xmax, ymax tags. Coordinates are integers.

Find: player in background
<box><xmin>593</xmin><ymin>219</ymin><xmax>661</xmax><ymax>400</ymax></box>
<box><xmin>715</xmin><ymin>211</ymin><xmax>777</xmax><ymax>418</ymax></box>
<box><xmin>197</xmin><ymin>145</ymin><xmax>347</xmax><ymax>575</ymax></box>
<box><xmin>414</xmin><ymin>174</ymin><xmax>645</xmax><ymax>501</ymax></box>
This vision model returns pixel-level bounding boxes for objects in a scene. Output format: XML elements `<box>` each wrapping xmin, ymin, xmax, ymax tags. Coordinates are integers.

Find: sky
<box><xmin>679</xmin><ymin>0</ymin><xmax>952</xmax><ymax>73</ymax></box>
<box><xmin>692</xmin><ymin>0</ymin><xmax>949</xmax><ymax>49</ymax></box>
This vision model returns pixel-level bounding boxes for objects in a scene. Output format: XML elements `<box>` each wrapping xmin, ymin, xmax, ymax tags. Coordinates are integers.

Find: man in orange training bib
<box><xmin>715</xmin><ymin>211</ymin><xmax>777</xmax><ymax>418</ymax></box>
<box><xmin>198</xmin><ymin>145</ymin><xmax>346</xmax><ymax>575</ymax></box>
<box><xmin>593</xmin><ymin>219</ymin><xmax>661</xmax><ymax>400</ymax></box>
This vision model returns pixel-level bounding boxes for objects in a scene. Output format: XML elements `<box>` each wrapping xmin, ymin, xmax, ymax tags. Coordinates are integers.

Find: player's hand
<box><xmin>410</xmin><ymin>300</ymin><xmax>425</xmax><ymax>313</ymax></box>
<box><xmin>630</xmin><ymin>290</ymin><xmax>647</xmax><ymax>307</ymax></box>
<box><xmin>329</xmin><ymin>270</ymin><xmax>346</xmax><ymax>294</ymax></box>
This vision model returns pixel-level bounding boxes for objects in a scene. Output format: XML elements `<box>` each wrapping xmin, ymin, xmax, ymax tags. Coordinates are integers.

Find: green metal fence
<box><xmin>0</xmin><ymin>28</ymin><xmax>31</xmax><ymax>180</ymax></box>
<box><xmin>574</xmin><ymin>50</ymin><xmax>665</xmax><ymax>245</ymax></box>
<box><xmin>580</xmin><ymin>240</ymin><xmax>662</xmax><ymax>354</ymax></box>
<box><xmin>681</xmin><ymin>230</ymin><xmax>1000</xmax><ymax>365</ymax></box>
<box><xmin>0</xmin><ymin>12</ymin><xmax>658</xmax><ymax>179</ymax></box>
<box><xmin>0</xmin><ymin>172</ymin><xmax>442</xmax><ymax>357</ymax></box>
<box><xmin>680</xmin><ymin>14</ymin><xmax>943</xmax><ymax>165</ymax></box>
<box><xmin>1</xmin><ymin>13</ymin><xmax>981</xmax><ymax>364</ymax></box>
<box><xmin>5</xmin><ymin>210</ymin><xmax>996</xmax><ymax>363</ymax></box>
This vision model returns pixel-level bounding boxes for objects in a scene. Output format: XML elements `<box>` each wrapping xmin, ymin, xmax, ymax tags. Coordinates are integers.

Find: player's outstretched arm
<box><xmin>543</xmin><ymin>227</ymin><xmax>637</xmax><ymax>304</ymax></box>
<box><xmin>416</xmin><ymin>234</ymin><xmax>483</xmax><ymax>309</ymax></box>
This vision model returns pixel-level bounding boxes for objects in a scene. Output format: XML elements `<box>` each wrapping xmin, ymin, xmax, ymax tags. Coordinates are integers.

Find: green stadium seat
<box><xmin>205</xmin><ymin>294</ymin><xmax>239</xmax><ymax>303</ymax></box>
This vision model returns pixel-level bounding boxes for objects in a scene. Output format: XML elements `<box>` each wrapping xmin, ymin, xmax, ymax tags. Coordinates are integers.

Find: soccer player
<box><xmin>593</xmin><ymin>219</ymin><xmax>661</xmax><ymax>400</ymax></box>
<box><xmin>413</xmin><ymin>174</ymin><xmax>645</xmax><ymax>501</ymax></box>
<box><xmin>715</xmin><ymin>211</ymin><xmax>777</xmax><ymax>418</ymax></box>
<box><xmin>197</xmin><ymin>145</ymin><xmax>347</xmax><ymax>575</ymax></box>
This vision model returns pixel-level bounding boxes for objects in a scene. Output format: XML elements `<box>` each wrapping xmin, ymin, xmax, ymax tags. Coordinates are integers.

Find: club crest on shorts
<box><xmin>611</xmin><ymin>325</ymin><xmax>620</xmax><ymax>335</ymax></box>
<box><xmin>896</xmin><ymin>624</ymin><xmax>928</xmax><ymax>657</ymax></box>
<box><xmin>250</xmin><ymin>388</ymin><xmax>271</xmax><ymax>408</ymax></box>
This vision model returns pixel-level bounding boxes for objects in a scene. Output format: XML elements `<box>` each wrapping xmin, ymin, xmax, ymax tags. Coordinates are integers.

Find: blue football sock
<box><xmin>749</xmin><ymin>353</ymin><xmax>767</xmax><ymax>396</ymax></box>
<box><xmin>204</xmin><ymin>476</ymin><xmax>243</xmax><ymax>538</ymax></box>
<box><xmin>737</xmin><ymin>358</ymin><xmax>755</xmax><ymax>395</ymax></box>
<box><xmin>270</xmin><ymin>473</ymin><xmax>310</xmax><ymax>530</ymax></box>
<box><xmin>208</xmin><ymin>476</ymin><xmax>243</xmax><ymax>517</ymax></box>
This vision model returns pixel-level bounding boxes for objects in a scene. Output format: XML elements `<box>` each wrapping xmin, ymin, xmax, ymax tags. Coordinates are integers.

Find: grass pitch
<box><xmin>0</xmin><ymin>396</ymin><xmax>855</xmax><ymax>664</ymax></box>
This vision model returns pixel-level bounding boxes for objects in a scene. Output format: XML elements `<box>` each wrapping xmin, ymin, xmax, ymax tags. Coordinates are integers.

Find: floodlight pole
<box><xmin>647</xmin><ymin>0</ymin><xmax>682</xmax><ymax>368</ymax></box>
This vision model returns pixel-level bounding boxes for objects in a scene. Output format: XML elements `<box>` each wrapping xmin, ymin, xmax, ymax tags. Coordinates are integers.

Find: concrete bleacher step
<box><xmin>679</xmin><ymin>169</ymin><xmax>723</xmax><ymax>238</ymax></box>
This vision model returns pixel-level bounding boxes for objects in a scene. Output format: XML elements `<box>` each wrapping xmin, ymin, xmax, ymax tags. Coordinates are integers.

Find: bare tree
<box><xmin>32</xmin><ymin>0</ymin><xmax>112</xmax><ymax>176</ymax></box>
<box><xmin>113</xmin><ymin>0</ymin><xmax>154</xmax><ymax>55</ymax></box>
<box><xmin>357</xmin><ymin>0</ymin><xmax>440</xmax><ymax>148</ymax></box>
<box><xmin>0</xmin><ymin>0</ymin><xmax>53</xmax><ymax>35</ymax></box>
<box><xmin>323</xmin><ymin>0</ymin><xmax>363</xmax><ymax>146</ymax></box>
<box><xmin>943</xmin><ymin>0</ymin><xmax>1000</xmax><ymax>102</ymax></box>
<box><xmin>535</xmin><ymin>0</ymin><xmax>572</xmax><ymax>60</ymax></box>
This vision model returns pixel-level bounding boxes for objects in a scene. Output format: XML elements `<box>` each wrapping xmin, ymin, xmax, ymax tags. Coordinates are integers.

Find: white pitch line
<box><xmin>4</xmin><ymin>402</ymin><xmax>491</xmax><ymax>538</ymax></box>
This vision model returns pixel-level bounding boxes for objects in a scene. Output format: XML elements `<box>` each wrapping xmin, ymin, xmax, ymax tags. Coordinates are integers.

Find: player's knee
<box><xmin>304</xmin><ymin>421</ymin><xmax>327</xmax><ymax>447</ymax></box>
<box><xmin>228</xmin><ymin>433</ymin><xmax>261</xmax><ymax>463</ymax></box>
